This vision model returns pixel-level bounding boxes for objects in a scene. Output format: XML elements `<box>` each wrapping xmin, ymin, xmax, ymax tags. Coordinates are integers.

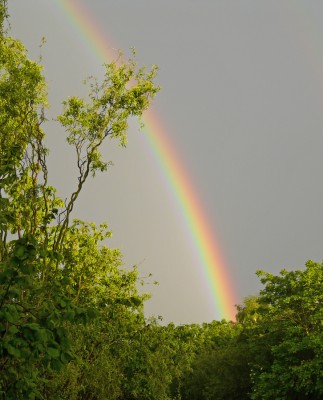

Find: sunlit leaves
<box><xmin>246</xmin><ymin>261</ymin><xmax>323</xmax><ymax>399</ymax></box>
<box><xmin>0</xmin><ymin>1</ymin><xmax>160</xmax><ymax>397</ymax></box>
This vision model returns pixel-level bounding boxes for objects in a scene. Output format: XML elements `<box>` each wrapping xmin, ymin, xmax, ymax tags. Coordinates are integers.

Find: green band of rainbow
<box><xmin>56</xmin><ymin>0</ymin><xmax>237</xmax><ymax>320</ymax></box>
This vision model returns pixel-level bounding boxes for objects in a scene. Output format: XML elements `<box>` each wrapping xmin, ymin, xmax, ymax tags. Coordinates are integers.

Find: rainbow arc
<box><xmin>57</xmin><ymin>0</ymin><xmax>237</xmax><ymax>320</ymax></box>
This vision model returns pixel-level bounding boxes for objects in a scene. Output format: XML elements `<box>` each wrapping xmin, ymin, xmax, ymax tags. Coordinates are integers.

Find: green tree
<box><xmin>0</xmin><ymin>2</ymin><xmax>159</xmax><ymax>398</ymax></box>
<box><xmin>44</xmin><ymin>221</ymin><xmax>149</xmax><ymax>400</ymax></box>
<box><xmin>179</xmin><ymin>320</ymin><xmax>251</xmax><ymax>400</ymax></box>
<box><xmin>248</xmin><ymin>261</ymin><xmax>323</xmax><ymax>400</ymax></box>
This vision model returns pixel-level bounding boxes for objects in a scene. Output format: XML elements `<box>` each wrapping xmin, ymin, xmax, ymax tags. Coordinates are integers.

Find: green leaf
<box><xmin>50</xmin><ymin>358</ymin><xmax>63</xmax><ymax>371</ymax></box>
<box><xmin>60</xmin><ymin>351</ymin><xmax>74</xmax><ymax>364</ymax></box>
<box><xmin>14</xmin><ymin>245</ymin><xmax>27</xmax><ymax>260</ymax></box>
<box><xmin>47</xmin><ymin>346</ymin><xmax>60</xmax><ymax>358</ymax></box>
<box><xmin>4</xmin><ymin>343</ymin><xmax>21</xmax><ymax>357</ymax></box>
<box><xmin>8</xmin><ymin>325</ymin><xmax>19</xmax><ymax>335</ymax></box>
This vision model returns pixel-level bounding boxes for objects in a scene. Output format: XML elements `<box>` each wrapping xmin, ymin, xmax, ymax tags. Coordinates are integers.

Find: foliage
<box><xmin>248</xmin><ymin>261</ymin><xmax>323</xmax><ymax>400</ymax></box>
<box><xmin>0</xmin><ymin>1</ymin><xmax>159</xmax><ymax>397</ymax></box>
<box><xmin>44</xmin><ymin>221</ymin><xmax>150</xmax><ymax>400</ymax></box>
<box><xmin>2</xmin><ymin>2</ymin><xmax>323</xmax><ymax>399</ymax></box>
<box><xmin>178</xmin><ymin>261</ymin><xmax>323</xmax><ymax>400</ymax></box>
<box><xmin>179</xmin><ymin>321</ymin><xmax>251</xmax><ymax>400</ymax></box>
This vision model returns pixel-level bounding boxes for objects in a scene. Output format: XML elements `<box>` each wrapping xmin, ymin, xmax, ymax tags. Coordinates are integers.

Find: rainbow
<box><xmin>56</xmin><ymin>0</ymin><xmax>237</xmax><ymax>320</ymax></box>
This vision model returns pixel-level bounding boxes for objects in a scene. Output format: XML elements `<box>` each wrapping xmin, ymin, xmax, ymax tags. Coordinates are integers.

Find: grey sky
<box><xmin>8</xmin><ymin>0</ymin><xmax>323</xmax><ymax>324</ymax></box>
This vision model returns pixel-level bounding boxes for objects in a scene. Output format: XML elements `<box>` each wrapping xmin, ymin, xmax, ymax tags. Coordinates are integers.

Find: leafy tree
<box><xmin>0</xmin><ymin>1</ymin><xmax>159</xmax><ymax>398</ymax></box>
<box><xmin>248</xmin><ymin>261</ymin><xmax>323</xmax><ymax>400</ymax></box>
<box><xmin>235</xmin><ymin>295</ymin><xmax>261</xmax><ymax>325</ymax></box>
<box><xmin>41</xmin><ymin>221</ymin><xmax>148</xmax><ymax>399</ymax></box>
<box><xmin>179</xmin><ymin>320</ymin><xmax>251</xmax><ymax>400</ymax></box>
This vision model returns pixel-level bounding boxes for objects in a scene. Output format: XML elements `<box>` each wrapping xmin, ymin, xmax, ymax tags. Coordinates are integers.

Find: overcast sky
<box><xmin>8</xmin><ymin>0</ymin><xmax>323</xmax><ymax>324</ymax></box>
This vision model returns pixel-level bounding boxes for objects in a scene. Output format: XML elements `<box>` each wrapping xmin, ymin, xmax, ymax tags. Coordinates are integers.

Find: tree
<box><xmin>248</xmin><ymin>261</ymin><xmax>323</xmax><ymax>400</ymax></box>
<box><xmin>42</xmin><ymin>221</ymin><xmax>149</xmax><ymax>400</ymax></box>
<box><xmin>0</xmin><ymin>2</ymin><xmax>159</xmax><ymax>398</ymax></box>
<box><xmin>179</xmin><ymin>321</ymin><xmax>251</xmax><ymax>400</ymax></box>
